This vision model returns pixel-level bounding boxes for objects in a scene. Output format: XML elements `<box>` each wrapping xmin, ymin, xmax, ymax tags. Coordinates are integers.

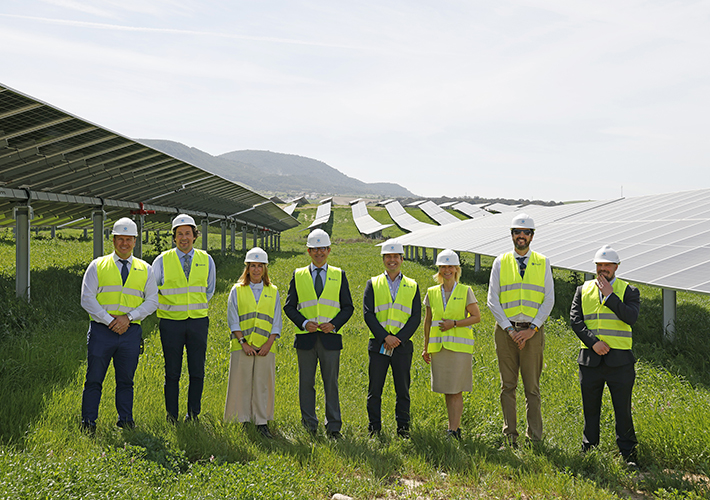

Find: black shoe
<box><xmin>397</xmin><ymin>427</ymin><xmax>410</xmax><ymax>439</ymax></box>
<box><xmin>622</xmin><ymin>450</ymin><xmax>640</xmax><ymax>469</ymax></box>
<box><xmin>368</xmin><ymin>424</ymin><xmax>381</xmax><ymax>438</ymax></box>
<box><xmin>166</xmin><ymin>414</ymin><xmax>179</xmax><ymax>425</ymax></box>
<box><xmin>80</xmin><ymin>421</ymin><xmax>96</xmax><ymax>436</ymax></box>
<box><xmin>116</xmin><ymin>419</ymin><xmax>135</xmax><ymax>430</ymax></box>
<box><xmin>256</xmin><ymin>424</ymin><xmax>273</xmax><ymax>439</ymax></box>
<box><xmin>184</xmin><ymin>414</ymin><xmax>199</xmax><ymax>423</ymax></box>
<box><xmin>326</xmin><ymin>430</ymin><xmax>343</xmax><ymax>440</ymax></box>
<box><xmin>446</xmin><ymin>428</ymin><xmax>461</xmax><ymax>441</ymax></box>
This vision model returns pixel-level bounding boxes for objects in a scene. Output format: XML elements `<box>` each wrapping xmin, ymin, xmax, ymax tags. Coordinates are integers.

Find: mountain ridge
<box><xmin>138</xmin><ymin>139</ymin><xmax>414</xmax><ymax>198</ymax></box>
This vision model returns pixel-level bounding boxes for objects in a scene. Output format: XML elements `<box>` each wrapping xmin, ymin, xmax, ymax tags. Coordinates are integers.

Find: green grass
<box><xmin>1</xmin><ymin>209</ymin><xmax>710</xmax><ymax>499</ymax></box>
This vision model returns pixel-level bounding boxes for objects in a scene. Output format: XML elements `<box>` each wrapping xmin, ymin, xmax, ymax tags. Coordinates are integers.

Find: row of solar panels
<box><xmin>0</xmin><ymin>83</ymin><xmax>299</xmax><ymax>234</ymax></box>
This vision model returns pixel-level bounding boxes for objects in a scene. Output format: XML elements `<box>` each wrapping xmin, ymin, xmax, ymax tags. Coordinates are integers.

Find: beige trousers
<box><xmin>494</xmin><ymin>323</ymin><xmax>544</xmax><ymax>442</ymax></box>
<box><xmin>224</xmin><ymin>349</ymin><xmax>275</xmax><ymax>425</ymax></box>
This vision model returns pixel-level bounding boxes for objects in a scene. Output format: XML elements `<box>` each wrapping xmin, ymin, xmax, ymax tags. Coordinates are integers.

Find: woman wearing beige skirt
<box><xmin>422</xmin><ymin>249</ymin><xmax>481</xmax><ymax>440</ymax></box>
<box><xmin>224</xmin><ymin>247</ymin><xmax>281</xmax><ymax>438</ymax></box>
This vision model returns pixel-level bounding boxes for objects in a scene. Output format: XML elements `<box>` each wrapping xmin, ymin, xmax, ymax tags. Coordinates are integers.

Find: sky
<box><xmin>1</xmin><ymin>0</ymin><xmax>709</xmax><ymax>202</ymax></box>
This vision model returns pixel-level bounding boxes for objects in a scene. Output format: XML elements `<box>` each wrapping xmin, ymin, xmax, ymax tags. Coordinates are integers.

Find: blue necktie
<box><xmin>517</xmin><ymin>257</ymin><xmax>526</xmax><ymax>278</ymax></box>
<box><xmin>314</xmin><ymin>268</ymin><xmax>324</xmax><ymax>297</ymax></box>
<box><xmin>183</xmin><ymin>254</ymin><xmax>191</xmax><ymax>279</ymax></box>
<box><xmin>119</xmin><ymin>259</ymin><xmax>129</xmax><ymax>285</ymax></box>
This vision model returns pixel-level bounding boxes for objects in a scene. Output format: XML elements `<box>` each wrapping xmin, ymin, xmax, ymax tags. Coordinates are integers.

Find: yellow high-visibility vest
<box><xmin>294</xmin><ymin>266</ymin><xmax>342</xmax><ymax>334</ymax></box>
<box><xmin>428</xmin><ymin>284</ymin><xmax>474</xmax><ymax>354</ymax></box>
<box><xmin>95</xmin><ymin>255</ymin><xmax>148</xmax><ymax>324</ymax></box>
<box><xmin>499</xmin><ymin>251</ymin><xmax>546</xmax><ymax>321</ymax></box>
<box><xmin>230</xmin><ymin>283</ymin><xmax>278</xmax><ymax>351</ymax></box>
<box><xmin>581</xmin><ymin>279</ymin><xmax>632</xmax><ymax>350</ymax></box>
<box><xmin>371</xmin><ymin>274</ymin><xmax>417</xmax><ymax>338</ymax></box>
<box><xmin>157</xmin><ymin>248</ymin><xmax>209</xmax><ymax>320</ymax></box>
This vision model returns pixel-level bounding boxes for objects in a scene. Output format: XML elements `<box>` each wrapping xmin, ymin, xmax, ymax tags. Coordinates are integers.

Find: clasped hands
<box><xmin>305</xmin><ymin>321</ymin><xmax>335</xmax><ymax>334</ymax></box>
<box><xmin>109</xmin><ymin>314</ymin><xmax>130</xmax><ymax>335</ymax></box>
<box><xmin>509</xmin><ymin>327</ymin><xmax>535</xmax><ymax>350</ymax></box>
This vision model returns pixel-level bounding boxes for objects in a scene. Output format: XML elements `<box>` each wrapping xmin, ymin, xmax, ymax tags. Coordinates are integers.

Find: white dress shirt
<box><xmin>80</xmin><ymin>252</ymin><xmax>159</xmax><ymax>325</ymax></box>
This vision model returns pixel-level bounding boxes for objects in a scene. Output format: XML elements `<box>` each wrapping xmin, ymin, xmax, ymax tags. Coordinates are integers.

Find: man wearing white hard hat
<box><xmin>570</xmin><ymin>245</ymin><xmax>640</xmax><ymax>466</ymax></box>
<box><xmin>363</xmin><ymin>239</ymin><xmax>421</xmax><ymax>438</ymax></box>
<box><xmin>283</xmin><ymin>228</ymin><xmax>354</xmax><ymax>439</ymax></box>
<box><xmin>80</xmin><ymin>217</ymin><xmax>159</xmax><ymax>433</ymax></box>
<box><xmin>487</xmin><ymin>213</ymin><xmax>554</xmax><ymax>446</ymax></box>
<box><xmin>152</xmin><ymin>214</ymin><xmax>216</xmax><ymax>423</ymax></box>
<box><xmin>224</xmin><ymin>247</ymin><xmax>282</xmax><ymax>439</ymax></box>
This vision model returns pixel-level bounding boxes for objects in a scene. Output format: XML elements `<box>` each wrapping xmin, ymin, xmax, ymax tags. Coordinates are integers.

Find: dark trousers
<box><xmin>159</xmin><ymin>317</ymin><xmax>209</xmax><ymax>419</ymax></box>
<box><xmin>367</xmin><ymin>349</ymin><xmax>412</xmax><ymax>431</ymax></box>
<box><xmin>579</xmin><ymin>362</ymin><xmax>637</xmax><ymax>455</ymax></box>
<box><xmin>296</xmin><ymin>336</ymin><xmax>341</xmax><ymax>432</ymax></box>
<box><xmin>81</xmin><ymin>321</ymin><xmax>142</xmax><ymax>424</ymax></box>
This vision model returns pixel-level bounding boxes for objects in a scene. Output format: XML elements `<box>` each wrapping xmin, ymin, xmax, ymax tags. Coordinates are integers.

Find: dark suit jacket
<box><xmin>570</xmin><ymin>280</ymin><xmax>640</xmax><ymax>367</ymax></box>
<box><xmin>283</xmin><ymin>265</ymin><xmax>354</xmax><ymax>350</ymax></box>
<box><xmin>363</xmin><ymin>275</ymin><xmax>421</xmax><ymax>354</ymax></box>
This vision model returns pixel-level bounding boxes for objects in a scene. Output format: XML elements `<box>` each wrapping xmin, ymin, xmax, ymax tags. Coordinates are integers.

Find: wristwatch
<box><xmin>238</xmin><ymin>337</ymin><xmax>247</xmax><ymax>344</ymax></box>
<box><xmin>532</xmin><ymin>324</ymin><xmax>540</xmax><ymax>334</ymax></box>
<box><xmin>126</xmin><ymin>312</ymin><xmax>134</xmax><ymax>323</ymax></box>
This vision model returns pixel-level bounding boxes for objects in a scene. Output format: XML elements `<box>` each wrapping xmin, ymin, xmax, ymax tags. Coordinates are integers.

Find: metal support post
<box><xmin>253</xmin><ymin>228</ymin><xmax>258</xmax><ymax>248</ymax></box>
<box><xmin>14</xmin><ymin>205</ymin><xmax>32</xmax><ymax>300</ymax></box>
<box><xmin>92</xmin><ymin>209</ymin><xmax>105</xmax><ymax>259</ymax></box>
<box><xmin>475</xmin><ymin>254</ymin><xmax>481</xmax><ymax>272</ymax></box>
<box><xmin>133</xmin><ymin>215</ymin><xmax>144</xmax><ymax>259</ymax></box>
<box><xmin>242</xmin><ymin>226</ymin><xmax>247</xmax><ymax>251</ymax></box>
<box><xmin>201</xmin><ymin>219</ymin><xmax>209</xmax><ymax>251</ymax></box>
<box><xmin>230</xmin><ymin>222</ymin><xmax>236</xmax><ymax>252</ymax></box>
<box><xmin>663</xmin><ymin>289</ymin><xmax>676</xmax><ymax>341</ymax></box>
<box><xmin>415</xmin><ymin>247</ymin><xmax>420</xmax><ymax>261</ymax></box>
<box><xmin>220</xmin><ymin>220</ymin><xmax>227</xmax><ymax>254</ymax></box>
<box><xmin>422</xmin><ymin>247</ymin><xmax>427</xmax><ymax>261</ymax></box>
<box><xmin>51</xmin><ymin>226</ymin><xmax>56</xmax><ymax>238</ymax></box>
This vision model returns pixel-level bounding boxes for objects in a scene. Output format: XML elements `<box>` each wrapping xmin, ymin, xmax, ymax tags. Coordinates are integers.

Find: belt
<box><xmin>511</xmin><ymin>321</ymin><xmax>531</xmax><ymax>331</ymax></box>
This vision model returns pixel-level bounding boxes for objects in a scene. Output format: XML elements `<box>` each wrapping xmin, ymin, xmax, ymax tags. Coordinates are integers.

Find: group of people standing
<box><xmin>79</xmin><ymin>212</ymin><xmax>640</xmax><ymax>466</ymax></box>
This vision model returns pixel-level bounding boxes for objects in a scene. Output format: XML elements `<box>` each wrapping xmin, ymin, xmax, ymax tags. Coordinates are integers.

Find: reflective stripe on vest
<box><xmin>230</xmin><ymin>283</ymin><xmax>278</xmax><ymax>351</ymax></box>
<box><xmin>499</xmin><ymin>251</ymin><xmax>546</xmax><ymax>321</ymax></box>
<box><xmin>371</xmin><ymin>274</ymin><xmax>417</xmax><ymax>338</ymax></box>
<box><xmin>581</xmin><ymin>279</ymin><xmax>632</xmax><ymax>350</ymax></box>
<box><xmin>94</xmin><ymin>255</ymin><xmax>148</xmax><ymax>324</ymax></box>
<box><xmin>294</xmin><ymin>266</ymin><xmax>342</xmax><ymax>334</ymax></box>
<box><xmin>428</xmin><ymin>284</ymin><xmax>474</xmax><ymax>354</ymax></box>
<box><xmin>157</xmin><ymin>248</ymin><xmax>209</xmax><ymax>319</ymax></box>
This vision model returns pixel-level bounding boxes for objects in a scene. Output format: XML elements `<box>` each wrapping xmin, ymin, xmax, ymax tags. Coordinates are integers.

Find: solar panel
<box><xmin>0</xmin><ymin>82</ymin><xmax>298</xmax><ymax>233</ymax></box>
<box><xmin>394</xmin><ymin>191</ymin><xmax>710</xmax><ymax>294</ymax></box>
<box><xmin>351</xmin><ymin>201</ymin><xmax>393</xmax><ymax>236</ymax></box>
<box><xmin>384</xmin><ymin>201</ymin><xmax>434</xmax><ymax>233</ymax></box>
<box><xmin>418</xmin><ymin>201</ymin><xmax>460</xmax><ymax>225</ymax></box>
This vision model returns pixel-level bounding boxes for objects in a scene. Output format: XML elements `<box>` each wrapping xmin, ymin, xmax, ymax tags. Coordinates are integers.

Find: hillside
<box><xmin>138</xmin><ymin>139</ymin><xmax>414</xmax><ymax>198</ymax></box>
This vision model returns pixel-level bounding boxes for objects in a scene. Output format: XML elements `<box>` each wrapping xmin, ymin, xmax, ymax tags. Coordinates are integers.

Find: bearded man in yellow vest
<box><xmin>570</xmin><ymin>245</ymin><xmax>640</xmax><ymax>466</ymax></box>
<box><xmin>80</xmin><ymin>218</ymin><xmax>158</xmax><ymax>434</ymax></box>
<box><xmin>487</xmin><ymin>213</ymin><xmax>554</xmax><ymax>447</ymax></box>
<box><xmin>363</xmin><ymin>239</ymin><xmax>421</xmax><ymax>438</ymax></box>
<box><xmin>283</xmin><ymin>229</ymin><xmax>354</xmax><ymax>439</ymax></box>
<box><xmin>153</xmin><ymin>214</ymin><xmax>216</xmax><ymax>423</ymax></box>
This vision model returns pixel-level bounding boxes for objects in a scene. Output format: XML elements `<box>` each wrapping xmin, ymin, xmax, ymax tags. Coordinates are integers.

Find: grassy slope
<box><xmin>0</xmin><ymin>207</ymin><xmax>709</xmax><ymax>499</ymax></box>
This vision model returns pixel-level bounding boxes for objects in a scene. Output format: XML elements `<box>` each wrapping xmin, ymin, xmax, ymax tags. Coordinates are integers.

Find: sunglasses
<box><xmin>512</xmin><ymin>229</ymin><xmax>533</xmax><ymax>236</ymax></box>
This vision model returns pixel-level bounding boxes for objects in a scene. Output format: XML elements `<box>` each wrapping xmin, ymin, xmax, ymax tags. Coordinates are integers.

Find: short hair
<box><xmin>432</xmin><ymin>265</ymin><xmax>461</xmax><ymax>284</ymax></box>
<box><xmin>237</xmin><ymin>262</ymin><xmax>271</xmax><ymax>287</ymax></box>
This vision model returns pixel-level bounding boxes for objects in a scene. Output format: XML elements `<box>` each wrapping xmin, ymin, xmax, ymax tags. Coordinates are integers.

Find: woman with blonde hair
<box><xmin>224</xmin><ymin>247</ymin><xmax>281</xmax><ymax>438</ymax></box>
<box><xmin>422</xmin><ymin>249</ymin><xmax>481</xmax><ymax>439</ymax></box>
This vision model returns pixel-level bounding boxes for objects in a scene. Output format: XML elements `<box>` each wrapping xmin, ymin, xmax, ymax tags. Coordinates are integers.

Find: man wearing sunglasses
<box><xmin>487</xmin><ymin>213</ymin><xmax>554</xmax><ymax>448</ymax></box>
<box><xmin>284</xmin><ymin>228</ymin><xmax>354</xmax><ymax>439</ymax></box>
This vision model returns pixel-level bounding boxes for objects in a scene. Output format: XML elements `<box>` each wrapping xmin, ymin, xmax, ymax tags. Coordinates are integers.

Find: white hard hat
<box><xmin>244</xmin><ymin>247</ymin><xmax>268</xmax><ymax>264</ymax></box>
<box><xmin>381</xmin><ymin>239</ymin><xmax>404</xmax><ymax>255</ymax></box>
<box><xmin>510</xmin><ymin>213</ymin><xmax>535</xmax><ymax>230</ymax></box>
<box><xmin>111</xmin><ymin>217</ymin><xmax>138</xmax><ymax>236</ymax></box>
<box><xmin>436</xmin><ymin>248</ymin><xmax>460</xmax><ymax>266</ymax></box>
<box><xmin>307</xmin><ymin>229</ymin><xmax>331</xmax><ymax>248</ymax></box>
<box><xmin>172</xmin><ymin>213</ymin><xmax>197</xmax><ymax>230</ymax></box>
<box><xmin>594</xmin><ymin>245</ymin><xmax>621</xmax><ymax>264</ymax></box>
